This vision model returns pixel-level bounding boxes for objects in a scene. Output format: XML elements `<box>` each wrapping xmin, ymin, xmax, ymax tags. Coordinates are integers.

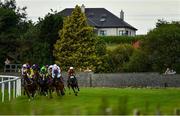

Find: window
<box><xmin>125</xmin><ymin>30</ymin><xmax>128</xmax><ymax>35</ymax></box>
<box><xmin>119</xmin><ymin>30</ymin><xmax>124</xmax><ymax>36</ymax></box>
<box><xmin>99</xmin><ymin>30</ymin><xmax>107</xmax><ymax>36</ymax></box>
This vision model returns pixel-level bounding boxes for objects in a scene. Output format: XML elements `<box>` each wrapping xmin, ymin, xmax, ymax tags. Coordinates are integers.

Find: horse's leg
<box><xmin>24</xmin><ymin>87</ymin><xmax>31</xmax><ymax>101</ymax></box>
<box><xmin>71</xmin><ymin>86</ymin><xmax>77</xmax><ymax>96</ymax></box>
<box><xmin>68</xmin><ymin>84</ymin><xmax>71</xmax><ymax>95</ymax></box>
<box><xmin>45</xmin><ymin>85</ymin><xmax>48</xmax><ymax>96</ymax></box>
<box><xmin>55</xmin><ymin>87</ymin><xmax>60</xmax><ymax>96</ymax></box>
<box><xmin>75</xmin><ymin>80</ymin><xmax>80</xmax><ymax>91</ymax></box>
<box><xmin>60</xmin><ymin>84</ymin><xmax>65</xmax><ymax>96</ymax></box>
<box><xmin>49</xmin><ymin>87</ymin><xmax>53</xmax><ymax>99</ymax></box>
<box><xmin>31</xmin><ymin>90</ymin><xmax>35</xmax><ymax>100</ymax></box>
<box><xmin>76</xmin><ymin>83</ymin><xmax>80</xmax><ymax>91</ymax></box>
<box><xmin>23</xmin><ymin>87</ymin><xmax>26</xmax><ymax>95</ymax></box>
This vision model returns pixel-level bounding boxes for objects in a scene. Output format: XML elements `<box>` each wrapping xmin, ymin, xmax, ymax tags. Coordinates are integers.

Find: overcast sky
<box><xmin>13</xmin><ymin>0</ymin><xmax>180</xmax><ymax>34</ymax></box>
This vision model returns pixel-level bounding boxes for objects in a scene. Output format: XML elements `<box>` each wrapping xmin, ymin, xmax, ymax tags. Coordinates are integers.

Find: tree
<box><xmin>36</xmin><ymin>10</ymin><xmax>63</xmax><ymax>64</ymax></box>
<box><xmin>142</xmin><ymin>21</ymin><xmax>180</xmax><ymax>73</ymax></box>
<box><xmin>106</xmin><ymin>44</ymin><xmax>134</xmax><ymax>72</ymax></box>
<box><xmin>0</xmin><ymin>0</ymin><xmax>29</xmax><ymax>67</ymax></box>
<box><xmin>123</xmin><ymin>49</ymin><xmax>151</xmax><ymax>72</ymax></box>
<box><xmin>54</xmin><ymin>5</ymin><xmax>101</xmax><ymax>71</ymax></box>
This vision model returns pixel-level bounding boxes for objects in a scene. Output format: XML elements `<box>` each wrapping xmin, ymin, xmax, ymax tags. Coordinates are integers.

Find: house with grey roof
<box><xmin>59</xmin><ymin>4</ymin><xmax>137</xmax><ymax>36</ymax></box>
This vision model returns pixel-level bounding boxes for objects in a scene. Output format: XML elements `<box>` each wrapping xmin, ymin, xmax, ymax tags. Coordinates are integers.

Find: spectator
<box><xmin>4</xmin><ymin>58</ymin><xmax>10</xmax><ymax>65</ymax></box>
<box><xmin>164</xmin><ymin>67</ymin><xmax>176</xmax><ymax>75</ymax></box>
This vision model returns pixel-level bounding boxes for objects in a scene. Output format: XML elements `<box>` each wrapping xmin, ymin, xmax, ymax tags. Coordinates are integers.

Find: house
<box><xmin>59</xmin><ymin>4</ymin><xmax>137</xmax><ymax>36</ymax></box>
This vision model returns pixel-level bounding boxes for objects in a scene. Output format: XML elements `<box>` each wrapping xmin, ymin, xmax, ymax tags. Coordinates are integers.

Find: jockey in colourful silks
<box><xmin>52</xmin><ymin>64</ymin><xmax>61</xmax><ymax>79</ymax></box>
<box><xmin>21</xmin><ymin>64</ymin><xmax>27</xmax><ymax>76</ymax></box>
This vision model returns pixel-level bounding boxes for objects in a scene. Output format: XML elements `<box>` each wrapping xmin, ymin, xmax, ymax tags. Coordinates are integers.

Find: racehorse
<box><xmin>39</xmin><ymin>73</ymin><xmax>49</xmax><ymax>96</ymax></box>
<box><xmin>46</xmin><ymin>75</ymin><xmax>54</xmax><ymax>98</ymax></box>
<box><xmin>23</xmin><ymin>74</ymin><xmax>37</xmax><ymax>101</ymax></box>
<box><xmin>32</xmin><ymin>70</ymin><xmax>41</xmax><ymax>94</ymax></box>
<box><xmin>53</xmin><ymin>75</ymin><xmax>65</xmax><ymax>96</ymax></box>
<box><xmin>67</xmin><ymin>75</ymin><xmax>80</xmax><ymax>96</ymax></box>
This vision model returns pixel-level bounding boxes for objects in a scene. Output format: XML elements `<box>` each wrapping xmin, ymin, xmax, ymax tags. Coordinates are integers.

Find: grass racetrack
<box><xmin>1</xmin><ymin>87</ymin><xmax>180</xmax><ymax>115</ymax></box>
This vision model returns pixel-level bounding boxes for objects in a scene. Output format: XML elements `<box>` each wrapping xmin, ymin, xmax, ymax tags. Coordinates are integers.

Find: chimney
<box><xmin>81</xmin><ymin>4</ymin><xmax>85</xmax><ymax>13</ymax></box>
<box><xmin>120</xmin><ymin>10</ymin><xmax>124</xmax><ymax>20</ymax></box>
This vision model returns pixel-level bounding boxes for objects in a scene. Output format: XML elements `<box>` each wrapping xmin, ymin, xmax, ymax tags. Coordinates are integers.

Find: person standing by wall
<box><xmin>4</xmin><ymin>58</ymin><xmax>10</xmax><ymax>65</ymax></box>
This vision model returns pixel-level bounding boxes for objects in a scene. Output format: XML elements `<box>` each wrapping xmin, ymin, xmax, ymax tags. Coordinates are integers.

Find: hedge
<box><xmin>99</xmin><ymin>35</ymin><xmax>146</xmax><ymax>44</ymax></box>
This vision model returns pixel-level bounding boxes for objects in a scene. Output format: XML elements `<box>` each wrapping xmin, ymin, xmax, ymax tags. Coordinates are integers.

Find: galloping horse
<box><xmin>67</xmin><ymin>75</ymin><xmax>80</xmax><ymax>96</ymax></box>
<box><xmin>23</xmin><ymin>74</ymin><xmax>37</xmax><ymax>101</ymax></box>
<box><xmin>39</xmin><ymin>73</ymin><xmax>49</xmax><ymax>96</ymax></box>
<box><xmin>53</xmin><ymin>75</ymin><xmax>65</xmax><ymax>96</ymax></box>
<box><xmin>32</xmin><ymin>70</ymin><xmax>41</xmax><ymax>94</ymax></box>
<box><xmin>45</xmin><ymin>75</ymin><xmax>54</xmax><ymax>98</ymax></box>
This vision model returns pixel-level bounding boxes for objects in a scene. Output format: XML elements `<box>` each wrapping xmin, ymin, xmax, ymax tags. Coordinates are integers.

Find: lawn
<box><xmin>0</xmin><ymin>87</ymin><xmax>180</xmax><ymax>115</ymax></box>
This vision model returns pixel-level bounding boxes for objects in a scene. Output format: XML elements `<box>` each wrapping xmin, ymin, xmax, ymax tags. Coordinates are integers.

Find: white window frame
<box><xmin>99</xmin><ymin>30</ymin><xmax>107</xmax><ymax>36</ymax></box>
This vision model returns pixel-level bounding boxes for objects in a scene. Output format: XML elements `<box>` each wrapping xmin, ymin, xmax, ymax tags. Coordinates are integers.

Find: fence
<box><xmin>4</xmin><ymin>64</ymin><xmax>22</xmax><ymax>72</ymax></box>
<box><xmin>0</xmin><ymin>75</ymin><xmax>21</xmax><ymax>102</ymax></box>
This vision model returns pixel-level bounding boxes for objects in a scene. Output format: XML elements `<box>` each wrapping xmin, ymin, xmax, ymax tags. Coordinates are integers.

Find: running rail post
<box><xmin>13</xmin><ymin>81</ymin><xmax>15</xmax><ymax>99</ymax></box>
<box><xmin>16</xmin><ymin>78</ymin><xmax>21</xmax><ymax>97</ymax></box>
<box><xmin>16</xmin><ymin>79</ymin><xmax>19</xmax><ymax>97</ymax></box>
<box><xmin>8</xmin><ymin>78</ymin><xmax>11</xmax><ymax>101</ymax></box>
<box><xmin>18</xmin><ymin>79</ymin><xmax>21</xmax><ymax>96</ymax></box>
<box><xmin>1</xmin><ymin>78</ymin><xmax>4</xmax><ymax>102</ymax></box>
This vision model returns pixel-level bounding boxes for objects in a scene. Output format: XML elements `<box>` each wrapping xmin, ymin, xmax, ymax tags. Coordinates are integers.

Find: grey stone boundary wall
<box><xmin>63</xmin><ymin>72</ymin><xmax>180</xmax><ymax>87</ymax></box>
<box><xmin>1</xmin><ymin>72</ymin><xmax>180</xmax><ymax>87</ymax></box>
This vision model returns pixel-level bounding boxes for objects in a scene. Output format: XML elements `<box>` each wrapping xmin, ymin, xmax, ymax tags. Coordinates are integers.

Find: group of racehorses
<box><xmin>22</xmin><ymin>70</ymin><xmax>80</xmax><ymax>101</ymax></box>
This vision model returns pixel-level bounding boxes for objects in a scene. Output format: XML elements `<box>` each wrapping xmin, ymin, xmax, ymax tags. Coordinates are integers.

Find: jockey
<box><xmin>40</xmin><ymin>65</ymin><xmax>48</xmax><ymax>77</ymax></box>
<box><xmin>31</xmin><ymin>64</ymin><xmax>40</xmax><ymax>79</ymax></box>
<box><xmin>52</xmin><ymin>64</ymin><xmax>64</xmax><ymax>83</ymax></box>
<box><xmin>26</xmin><ymin>64</ymin><xmax>31</xmax><ymax>78</ymax></box>
<box><xmin>52</xmin><ymin>64</ymin><xmax>61</xmax><ymax>79</ymax></box>
<box><xmin>21</xmin><ymin>64</ymin><xmax>27</xmax><ymax>76</ymax></box>
<box><xmin>32</xmin><ymin>64</ymin><xmax>39</xmax><ymax>71</ymax></box>
<box><xmin>68</xmin><ymin>67</ymin><xmax>75</xmax><ymax>77</ymax></box>
<box><xmin>67</xmin><ymin>66</ymin><xmax>77</xmax><ymax>81</ymax></box>
<box><xmin>48</xmin><ymin>65</ymin><xmax>53</xmax><ymax>76</ymax></box>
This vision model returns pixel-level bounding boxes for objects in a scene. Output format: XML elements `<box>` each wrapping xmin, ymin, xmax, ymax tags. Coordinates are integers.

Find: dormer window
<box><xmin>100</xmin><ymin>18</ymin><xmax>106</xmax><ymax>22</ymax></box>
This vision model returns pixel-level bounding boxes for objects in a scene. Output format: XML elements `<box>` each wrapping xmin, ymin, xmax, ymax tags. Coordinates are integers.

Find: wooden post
<box><xmin>89</xmin><ymin>72</ymin><xmax>93</xmax><ymax>87</ymax></box>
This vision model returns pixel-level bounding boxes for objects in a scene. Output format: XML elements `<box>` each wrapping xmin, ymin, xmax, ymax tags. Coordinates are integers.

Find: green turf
<box><xmin>0</xmin><ymin>87</ymin><xmax>180</xmax><ymax>115</ymax></box>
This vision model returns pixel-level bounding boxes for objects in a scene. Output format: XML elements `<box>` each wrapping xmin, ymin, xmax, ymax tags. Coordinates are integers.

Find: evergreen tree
<box><xmin>54</xmin><ymin>5</ymin><xmax>100</xmax><ymax>71</ymax></box>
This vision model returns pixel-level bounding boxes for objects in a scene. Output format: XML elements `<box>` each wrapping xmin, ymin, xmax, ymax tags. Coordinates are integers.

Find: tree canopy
<box><xmin>142</xmin><ymin>21</ymin><xmax>180</xmax><ymax>72</ymax></box>
<box><xmin>54</xmin><ymin>5</ymin><xmax>103</xmax><ymax>71</ymax></box>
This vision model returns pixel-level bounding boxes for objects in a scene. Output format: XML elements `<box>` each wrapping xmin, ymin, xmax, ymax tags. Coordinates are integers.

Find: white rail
<box><xmin>0</xmin><ymin>75</ymin><xmax>21</xmax><ymax>102</ymax></box>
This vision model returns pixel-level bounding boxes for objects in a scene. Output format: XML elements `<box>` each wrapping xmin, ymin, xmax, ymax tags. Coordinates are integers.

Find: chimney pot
<box><xmin>81</xmin><ymin>4</ymin><xmax>85</xmax><ymax>13</ymax></box>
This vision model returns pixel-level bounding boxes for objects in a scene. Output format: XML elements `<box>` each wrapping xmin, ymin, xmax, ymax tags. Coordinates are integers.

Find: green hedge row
<box><xmin>99</xmin><ymin>35</ymin><xmax>146</xmax><ymax>44</ymax></box>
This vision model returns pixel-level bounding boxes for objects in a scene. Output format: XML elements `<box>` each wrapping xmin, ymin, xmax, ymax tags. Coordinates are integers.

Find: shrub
<box><xmin>99</xmin><ymin>35</ymin><xmax>145</xmax><ymax>44</ymax></box>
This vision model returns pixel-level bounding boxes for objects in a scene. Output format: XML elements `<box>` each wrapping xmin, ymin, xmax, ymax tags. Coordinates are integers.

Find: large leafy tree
<box><xmin>54</xmin><ymin>5</ymin><xmax>101</xmax><ymax>70</ymax></box>
<box><xmin>142</xmin><ymin>21</ymin><xmax>180</xmax><ymax>73</ymax></box>
<box><xmin>36</xmin><ymin>10</ymin><xmax>63</xmax><ymax>64</ymax></box>
<box><xmin>0</xmin><ymin>0</ymin><xmax>29</xmax><ymax>67</ymax></box>
<box><xmin>19</xmin><ymin>10</ymin><xmax>63</xmax><ymax>65</ymax></box>
<box><xmin>0</xmin><ymin>0</ymin><xmax>27</xmax><ymax>40</ymax></box>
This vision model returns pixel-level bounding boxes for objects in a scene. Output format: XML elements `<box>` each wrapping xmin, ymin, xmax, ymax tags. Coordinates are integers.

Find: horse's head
<box><xmin>41</xmin><ymin>73</ymin><xmax>46</xmax><ymax>80</ymax></box>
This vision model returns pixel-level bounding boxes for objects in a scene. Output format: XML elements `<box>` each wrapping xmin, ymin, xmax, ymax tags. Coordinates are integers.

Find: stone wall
<box><xmin>63</xmin><ymin>72</ymin><xmax>180</xmax><ymax>87</ymax></box>
<box><xmin>1</xmin><ymin>72</ymin><xmax>180</xmax><ymax>87</ymax></box>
